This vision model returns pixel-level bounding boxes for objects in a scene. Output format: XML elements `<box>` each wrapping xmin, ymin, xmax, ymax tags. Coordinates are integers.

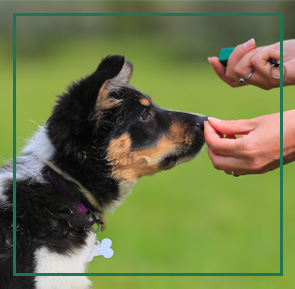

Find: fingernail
<box><xmin>208</xmin><ymin>117</ymin><xmax>221</xmax><ymax>122</ymax></box>
<box><xmin>243</xmin><ymin>38</ymin><xmax>255</xmax><ymax>48</ymax></box>
<box><xmin>208</xmin><ymin>57</ymin><xmax>212</xmax><ymax>63</ymax></box>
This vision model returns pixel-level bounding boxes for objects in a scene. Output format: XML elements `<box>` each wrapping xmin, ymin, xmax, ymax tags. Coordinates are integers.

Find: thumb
<box><xmin>208</xmin><ymin>117</ymin><xmax>257</xmax><ymax>135</ymax></box>
<box><xmin>208</xmin><ymin>57</ymin><xmax>226</xmax><ymax>79</ymax></box>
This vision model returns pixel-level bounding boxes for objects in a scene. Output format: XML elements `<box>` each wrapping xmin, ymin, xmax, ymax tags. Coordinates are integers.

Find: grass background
<box><xmin>0</xmin><ymin>13</ymin><xmax>295</xmax><ymax>289</ymax></box>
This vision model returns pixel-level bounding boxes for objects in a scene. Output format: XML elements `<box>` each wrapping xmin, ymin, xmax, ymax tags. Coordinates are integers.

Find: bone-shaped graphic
<box><xmin>87</xmin><ymin>238</ymin><xmax>114</xmax><ymax>262</ymax></box>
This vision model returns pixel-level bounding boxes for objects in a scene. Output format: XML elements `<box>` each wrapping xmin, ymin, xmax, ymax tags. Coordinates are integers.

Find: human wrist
<box><xmin>283</xmin><ymin>109</ymin><xmax>295</xmax><ymax>163</ymax></box>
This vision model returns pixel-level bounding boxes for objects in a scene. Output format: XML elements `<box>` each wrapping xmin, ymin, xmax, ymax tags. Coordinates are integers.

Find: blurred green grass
<box><xmin>1</xmin><ymin>35</ymin><xmax>295</xmax><ymax>288</ymax></box>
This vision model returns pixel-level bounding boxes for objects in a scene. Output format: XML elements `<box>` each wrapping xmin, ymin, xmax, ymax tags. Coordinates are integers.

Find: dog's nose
<box><xmin>196</xmin><ymin>116</ymin><xmax>208</xmax><ymax>132</ymax></box>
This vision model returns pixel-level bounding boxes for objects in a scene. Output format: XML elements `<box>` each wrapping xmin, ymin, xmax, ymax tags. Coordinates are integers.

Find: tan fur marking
<box><xmin>139</xmin><ymin>98</ymin><xmax>150</xmax><ymax>107</ymax></box>
<box><xmin>107</xmin><ymin>122</ymin><xmax>193</xmax><ymax>183</ymax></box>
<box><xmin>97</xmin><ymin>80</ymin><xmax>121</xmax><ymax>111</ymax></box>
<box><xmin>107</xmin><ymin>133</ymin><xmax>173</xmax><ymax>182</ymax></box>
<box><xmin>169</xmin><ymin>123</ymin><xmax>193</xmax><ymax>145</ymax></box>
<box><xmin>90</xmin><ymin>80</ymin><xmax>121</xmax><ymax>124</ymax></box>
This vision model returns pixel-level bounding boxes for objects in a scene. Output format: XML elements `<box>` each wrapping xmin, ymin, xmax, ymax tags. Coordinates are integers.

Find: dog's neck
<box><xmin>22</xmin><ymin>125</ymin><xmax>137</xmax><ymax>217</ymax></box>
<box><xmin>44</xmin><ymin>174</ymin><xmax>105</xmax><ymax>232</ymax></box>
<box><xmin>43</xmin><ymin>160</ymin><xmax>101</xmax><ymax>210</ymax></box>
<box><xmin>43</xmin><ymin>160</ymin><xmax>107</xmax><ymax>231</ymax></box>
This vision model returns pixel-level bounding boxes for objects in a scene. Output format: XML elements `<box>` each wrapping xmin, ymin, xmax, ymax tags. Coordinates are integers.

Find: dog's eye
<box><xmin>140</xmin><ymin>111</ymin><xmax>150</xmax><ymax>121</ymax></box>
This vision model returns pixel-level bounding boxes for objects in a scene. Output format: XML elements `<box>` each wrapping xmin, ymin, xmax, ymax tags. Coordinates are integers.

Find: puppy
<box><xmin>0</xmin><ymin>55</ymin><xmax>207</xmax><ymax>289</ymax></box>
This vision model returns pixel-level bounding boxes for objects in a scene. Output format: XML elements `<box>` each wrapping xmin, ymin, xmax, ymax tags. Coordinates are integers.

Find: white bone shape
<box><xmin>87</xmin><ymin>238</ymin><xmax>114</xmax><ymax>262</ymax></box>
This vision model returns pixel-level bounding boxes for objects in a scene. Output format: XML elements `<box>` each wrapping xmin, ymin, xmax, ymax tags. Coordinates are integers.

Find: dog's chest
<box><xmin>34</xmin><ymin>231</ymin><xmax>96</xmax><ymax>289</ymax></box>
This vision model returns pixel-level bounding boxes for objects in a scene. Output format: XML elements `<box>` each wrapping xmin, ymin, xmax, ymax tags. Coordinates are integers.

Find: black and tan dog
<box><xmin>0</xmin><ymin>55</ymin><xmax>207</xmax><ymax>289</ymax></box>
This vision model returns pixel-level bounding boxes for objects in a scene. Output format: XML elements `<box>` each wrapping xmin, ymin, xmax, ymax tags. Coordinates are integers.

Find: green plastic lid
<box><xmin>218</xmin><ymin>47</ymin><xmax>235</xmax><ymax>66</ymax></box>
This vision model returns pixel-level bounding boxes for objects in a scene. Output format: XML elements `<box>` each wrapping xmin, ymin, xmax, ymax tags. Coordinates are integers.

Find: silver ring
<box><xmin>239</xmin><ymin>70</ymin><xmax>254</xmax><ymax>84</ymax></box>
<box><xmin>270</xmin><ymin>63</ymin><xmax>286</xmax><ymax>79</ymax></box>
<box><xmin>231</xmin><ymin>170</ymin><xmax>239</xmax><ymax>177</ymax></box>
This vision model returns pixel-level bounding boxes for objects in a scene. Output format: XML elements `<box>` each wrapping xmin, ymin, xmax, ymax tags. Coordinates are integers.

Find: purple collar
<box><xmin>44</xmin><ymin>176</ymin><xmax>101</xmax><ymax>232</ymax></box>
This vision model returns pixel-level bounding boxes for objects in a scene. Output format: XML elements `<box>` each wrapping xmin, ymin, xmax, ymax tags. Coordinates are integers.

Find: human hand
<box><xmin>208</xmin><ymin>39</ymin><xmax>295</xmax><ymax>89</ymax></box>
<box><xmin>204</xmin><ymin>110</ymin><xmax>295</xmax><ymax>176</ymax></box>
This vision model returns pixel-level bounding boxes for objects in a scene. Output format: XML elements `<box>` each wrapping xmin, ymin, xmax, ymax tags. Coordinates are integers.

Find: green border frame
<box><xmin>12</xmin><ymin>12</ymin><xmax>284</xmax><ymax>277</ymax></box>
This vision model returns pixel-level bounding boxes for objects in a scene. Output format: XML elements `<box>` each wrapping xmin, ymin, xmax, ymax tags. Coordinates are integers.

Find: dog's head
<box><xmin>46</xmin><ymin>55</ymin><xmax>207</xmax><ymax>209</ymax></box>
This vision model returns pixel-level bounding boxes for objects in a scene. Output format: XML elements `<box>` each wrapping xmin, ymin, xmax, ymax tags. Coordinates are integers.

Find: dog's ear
<box><xmin>96</xmin><ymin>56</ymin><xmax>133</xmax><ymax>103</ymax></box>
<box><xmin>95</xmin><ymin>55</ymin><xmax>133</xmax><ymax>88</ymax></box>
<box><xmin>47</xmin><ymin>55</ymin><xmax>133</xmax><ymax>154</ymax></box>
<box><xmin>93</xmin><ymin>55</ymin><xmax>133</xmax><ymax>118</ymax></box>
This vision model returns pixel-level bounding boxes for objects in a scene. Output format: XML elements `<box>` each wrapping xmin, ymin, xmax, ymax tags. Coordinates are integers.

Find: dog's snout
<box><xmin>196</xmin><ymin>116</ymin><xmax>208</xmax><ymax>132</ymax></box>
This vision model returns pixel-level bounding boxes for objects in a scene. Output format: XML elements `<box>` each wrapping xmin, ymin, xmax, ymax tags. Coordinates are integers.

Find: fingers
<box><xmin>208</xmin><ymin>39</ymin><xmax>286</xmax><ymax>89</ymax></box>
<box><xmin>208</xmin><ymin>38</ymin><xmax>256</xmax><ymax>87</ymax></box>
<box><xmin>204</xmin><ymin>120</ymin><xmax>243</xmax><ymax>157</ymax></box>
<box><xmin>252</xmin><ymin>47</ymin><xmax>280</xmax><ymax>70</ymax></box>
<box><xmin>205</xmin><ymin>122</ymin><xmax>253</xmax><ymax>176</ymax></box>
<box><xmin>230</xmin><ymin>46</ymin><xmax>280</xmax><ymax>89</ymax></box>
<box><xmin>208</xmin><ymin>57</ymin><xmax>225</xmax><ymax>74</ymax></box>
<box><xmin>228</xmin><ymin>38</ymin><xmax>256</xmax><ymax>66</ymax></box>
<box><xmin>208</xmin><ymin>57</ymin><xmax>228</xmax><ymax>83</ymax></box>
<box><xmin>226</xmin><ymin>38</ymin><xmax>256</xmax><ymax>82</ymax></box>
<box><xmin>208</xmin><ymin>117</ymin><xmax>257</xmax><ymax>135</ymax></box>
<box><xmin>207</xmin><ymin>147</ymin><xmax>247</xmax><ymax>175</ymax></box>
<box><xmin>233</xmin><ymin>48</ymin><xmax>266</xmax><ymax>85</ymax></box>
<box><xmin>251</xmin><ymin>47</ymin><xmax>282</xmax><ymax>81</ymax></box>
<box><xmin>205</xmin><ymin>114</ymin><xmax>283</xmax><ymax>176</ymax></box>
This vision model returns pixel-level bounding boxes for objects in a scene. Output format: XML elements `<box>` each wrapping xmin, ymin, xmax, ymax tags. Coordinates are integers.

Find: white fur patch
<box><xmin>34</xmin><ymin>232</ymin><xmax>96</xmax><ymax>289</ymax></box>
<box><xmin>22</xmin><ymin>126</ymin><xmax>55</xmax><ymax>162</ymax></box>
<box><xmin>16</xmin><ymin>156</ymin><xmax>45</xmax><ymax>182</ymax></box>
<box><xmin>0</xmin><ymin>126</ymin><xmax>53</xmax><ymax>208</ymax></box>
<box><xmin>0</xmin><ymin>170</ymin><xmax>10</xmax><ymax>203</ymax></box>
